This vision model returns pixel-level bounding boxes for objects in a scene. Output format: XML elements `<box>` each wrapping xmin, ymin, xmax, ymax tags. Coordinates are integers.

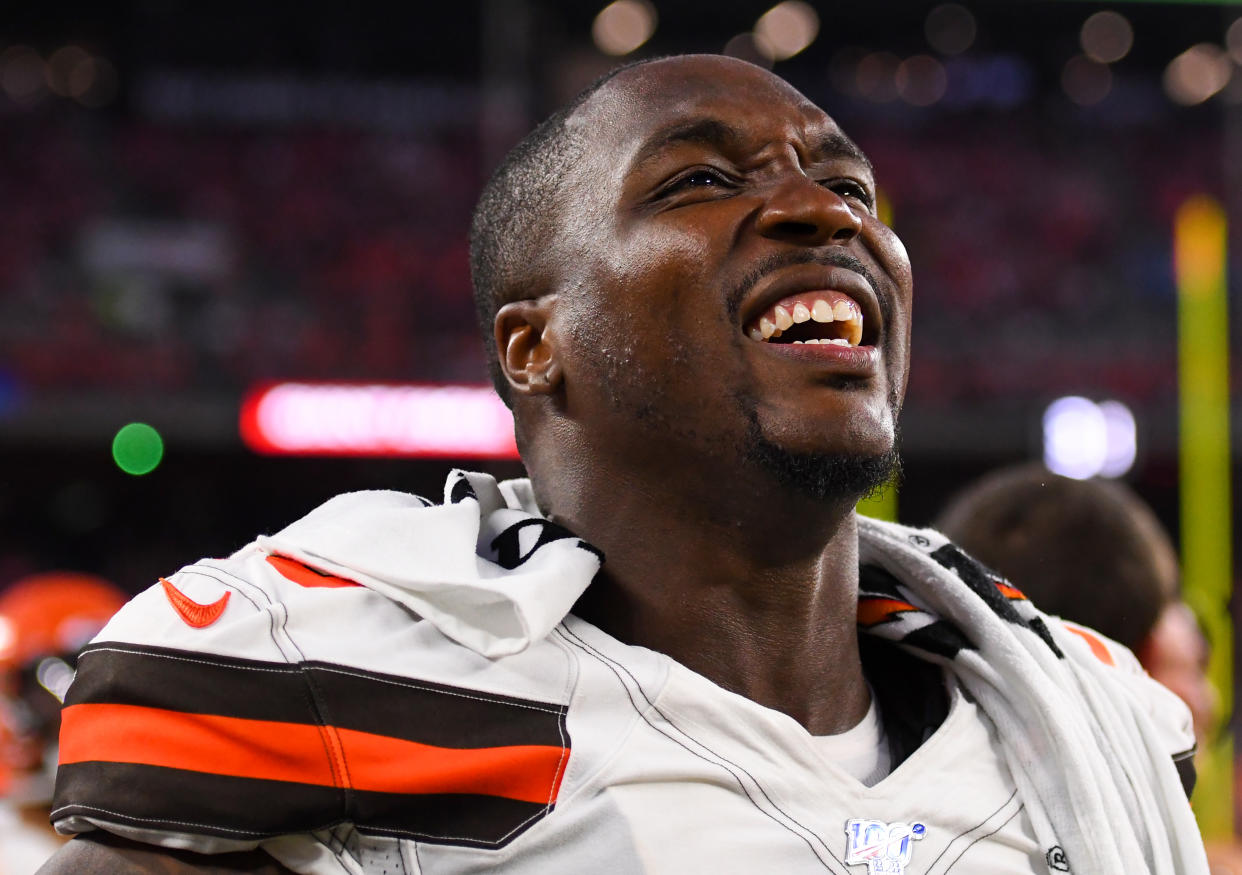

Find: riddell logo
<box><xmin>160</xmin><ymin>578</ymin><xmax>230</xmax><ymax>628</ymax></box>
<box><xmin>844</xmin><ymin>819</ymin><xmax>926</xmax><ymax>874</ymax></box>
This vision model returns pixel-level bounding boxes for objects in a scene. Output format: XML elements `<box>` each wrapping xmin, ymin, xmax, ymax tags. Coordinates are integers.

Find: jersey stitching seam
<box><xmin>559</xmin><ymin>624</ymin><xmax>848</xmax><ymax>875</ymax></box>
<box><xmin>185</xmin><ymin>564</ymin><xmax>299</xmax><ymax>651</ymax></box>
<box><xmin>547</xmin><ymin>701</ymin><xmax>570</xmax><ymax>812</ymax></box>
<box><xmin>79</xmin><ymin>645</ymin><xmax>301</xmax><ymax>674</ymax></box>
<box><xmin>934</xmin><ymin>800</ymin><xmax>1024</xmax><ymax>873</ymax></box>
<box><xmin>308</xmin><ymin>831</ymin><xmax>353</xmax><ymax>874</ymax></box>
<box><xmin>921</xmin><ymin>789</ymin><xmax>1019</xmax><ymax>874</ymax></box>
<box><xmin>186</xmin><ymin>565</ymin><xmax>356</xmax><ymax>829</ymax></box>
<box><xmin>308</xmin><ymin>664</ymin><xmax>566</xmax><ymax>715</ymax></box>
<box><xmin>48</xmin><ymin>802</ymin><xmax>342</xmax><ymax>837</ymax></box>
<box><xmin>349</xmin><ymin>804</ymin><xmax>553</xmax><ymax>846</ymax></box>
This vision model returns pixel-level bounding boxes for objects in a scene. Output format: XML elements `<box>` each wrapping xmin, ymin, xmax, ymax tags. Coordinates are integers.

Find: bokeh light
<box><xmin>754</xmin><ymin>1</ymin><xmax>820</xmax><ymax>62</ymax></box>
<box><xmin>1</xmin><ymin>46</ymin><xmax>48</xmax><ymax>104</ymax></box>
<box><xmin>856</xmin><ymin>51</ymin><xmax>901</xmax><ymax>102</ymax></box>
<box><xmin>1044</xmin><ymin>397</ymin><xmax>1104</xmax><ymax>480</ymax></box>
<box><xmin>1097</xmin><ymin>400</ymin><xmax>1138</xmax><ymax>478</ymax></box>
<box><xmin>46</xmin><ymin>45</ymin><xmax>91</xmax><ymax>96</ymax></box>
<box><xmin>925</xmin><ymin>4</ymin><xmax>977</xmax><ymax>56</ymax></box>
<box><xmin>592</xmin><ymin>0</ymin><xmax>657</xmax><ymax>57</ymax></box>
<box><xmin>112</xmin><ymin>423</ymin><xmax>165</xmax><ymax>476</ymax></box>
<box><xmin>896</xmin><ymin>55</ymin><xmax>948</xmax><ymax>106</ymax></box>
<box><xmin>1164</xmin><ymin>43</ymin><xmax>1232</xmax><ymax>106</ymax></box>
<box><xmin>1043</xmin><ymin>396</ymin><xmax>1136</xmax><ymax>480</ymax></box>
<box><xmin>1080</xmin><ymin>11</ymin><xmax>1133</xmax><ymax>64</ymax></box>
<box><xmin>1062</xmin><ymin>55</ymin><xmax>1112</xmax><ymax>106</ymax></box>
<box><xmin>723</xmin><ymin>33</ymin><xmax>775</xmax><ymax>70</ymax></box>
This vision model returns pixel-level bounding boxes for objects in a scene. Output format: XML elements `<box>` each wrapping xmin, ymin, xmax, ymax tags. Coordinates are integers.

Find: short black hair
<box><xmin>468</xmin><ymin>59</ymin><xmax>655</xmax><ymax>405</ymax></box>
<box><xmin>935</xmin><ymin>462</ymin><xmax>1177</xmax><ymax>651</ymax></box>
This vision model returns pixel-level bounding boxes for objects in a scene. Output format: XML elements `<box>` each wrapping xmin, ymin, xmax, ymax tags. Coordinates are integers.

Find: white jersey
<box><xmin>49</xmin><ymin>470</ymin><xmax>1202</xmax><ymax>875</ymax></box>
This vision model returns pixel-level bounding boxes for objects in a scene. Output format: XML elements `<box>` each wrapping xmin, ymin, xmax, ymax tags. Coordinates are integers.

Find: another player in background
<box><xmin>935</xmin><ymin>462</ymin><xmax>1217</xmax><ymax>746</ymax></box>
<box><xmin>0</xmin><ymin>572</ymin><xmax>126</xmax><ymax>875</ymax></box>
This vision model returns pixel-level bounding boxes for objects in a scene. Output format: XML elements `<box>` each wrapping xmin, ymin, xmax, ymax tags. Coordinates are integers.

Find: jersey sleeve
<box><xmin>50</xmin><ymin>559</ymin><xmax>346</xmax><ymax>854</ymax></box>
<box><xmin>50</xmin><ymin>551</ymin><xmax>574</xmax><ymax>856</ymax></box>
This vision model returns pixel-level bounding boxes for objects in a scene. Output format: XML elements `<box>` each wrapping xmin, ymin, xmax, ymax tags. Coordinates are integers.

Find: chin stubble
<box><xmin>738</xmin><ymin>379</ymin><xmax>904</xmax><ymax>506</ymax></box>
<box><xmin>742</xmin><ymin>420</ymin><xmax>903</xmax><ymax>504</ymax></box>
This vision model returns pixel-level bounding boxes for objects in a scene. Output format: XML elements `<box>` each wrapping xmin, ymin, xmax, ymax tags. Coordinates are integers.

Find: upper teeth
<box><xmin>748</xmin><ymin>294</ymin><xmax>864</xmax><ymax>346</ymax></box>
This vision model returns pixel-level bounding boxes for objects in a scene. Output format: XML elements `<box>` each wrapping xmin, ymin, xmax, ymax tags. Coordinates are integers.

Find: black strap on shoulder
<box><xmin>1172</xmin><ymin>748</ymin><xmax>1197</xmax><ymax>799</ymax></box>
<box><xmin>859</xmin><ymin>634</ymin><xmax>950</xmax><ymax>768</ymax></box>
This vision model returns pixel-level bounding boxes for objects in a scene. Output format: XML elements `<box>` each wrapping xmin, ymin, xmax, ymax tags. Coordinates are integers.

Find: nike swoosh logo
<box><xmin>160</xmin><ymin>578</ymin><xmax>230</xmax><ymax>628</ymax></box>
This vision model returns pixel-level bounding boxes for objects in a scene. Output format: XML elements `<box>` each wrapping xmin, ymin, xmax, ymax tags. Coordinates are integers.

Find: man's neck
<box><xmin>546</xmin><ymin>457</ymin><xmax>871</xmax><ymax>737</ymax></box>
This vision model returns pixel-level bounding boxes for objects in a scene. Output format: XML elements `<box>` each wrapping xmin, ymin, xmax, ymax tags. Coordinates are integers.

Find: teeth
<box><xmin>785</xmin><ymin>337</ymin><xmax>853</xmax><ymax>346</ymax></box>
<box><xmin>752</xmin><ymin>296</ymin><xmax>865</xmax><ymax>347</ymax></box>
<box><xmin>811</xmin><ymin>299</ymin><xmax>834</xmax><ymax>322</ymax></box>
<box><xmin>845</xmin><ymin>316</ymin><xmax>863</xmax><ymax>346</ymax></box>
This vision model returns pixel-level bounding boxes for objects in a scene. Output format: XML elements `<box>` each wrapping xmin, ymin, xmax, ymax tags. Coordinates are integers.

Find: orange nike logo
<box><xmin>160</xmin><ymin>578</ymin><xmax>230</xmax><ymax>628</ymax></box>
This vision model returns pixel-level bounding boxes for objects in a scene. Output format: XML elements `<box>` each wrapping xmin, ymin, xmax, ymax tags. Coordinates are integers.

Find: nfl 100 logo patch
<box><xmin>844</xmin><ymin>819</ymin><xmax>927</xmax><ymax>874</ymax></box>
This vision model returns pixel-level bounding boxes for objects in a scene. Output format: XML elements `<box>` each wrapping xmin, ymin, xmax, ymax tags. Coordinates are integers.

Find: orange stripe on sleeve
<box><xmin>336</xmin><ymin>727</ymin><xmax>568</xmax><ymax>803</ymax></box>
<box><xmin>59</xmin><ymin>703</ymin><xmax>339</xmax><ymax>787</ymax></box>
<box><xmin>59</xmin><ymin>703</ymin><xmax>568</xmax><ymax>804</ymax></box>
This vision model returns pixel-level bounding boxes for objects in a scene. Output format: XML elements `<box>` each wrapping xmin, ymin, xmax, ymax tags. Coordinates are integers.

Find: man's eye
<box><xmin>668</xmin><ymin>169</ymin><xmax>731</xmax><ymax>192</ymax></box>
<box><xmin>826</xmin><ymin>179</ymin><xmax>873</xmax><ymax>207</ymax></box>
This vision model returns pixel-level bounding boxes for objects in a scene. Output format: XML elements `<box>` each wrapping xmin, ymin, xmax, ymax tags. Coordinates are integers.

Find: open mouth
<box><xmin>744</xmin><ymin>291</ymin><xmax>866</xmax><ymax>347</ymax></box>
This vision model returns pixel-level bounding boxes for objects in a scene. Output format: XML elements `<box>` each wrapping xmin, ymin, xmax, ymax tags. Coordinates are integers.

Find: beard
<box><xmin>741</xmin><ymin>414</ymin><xmax>903</xmax><ymax>505</ymax></box>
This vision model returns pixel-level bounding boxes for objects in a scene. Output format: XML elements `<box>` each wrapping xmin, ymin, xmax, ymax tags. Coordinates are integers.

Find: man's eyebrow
<box><xmin>814</xmin><ymin>132</ymin><xmax>874</xmax><ymax>175</ymax></box>
<box><xmin>631</xmin><ymin>119</ymin><xmax>874</xmax><ymax>177</ymax></box>
<box><xmin>631</xmin><ymin>118</ymin><xmax>746</xmax><ymax>168</ymax></box>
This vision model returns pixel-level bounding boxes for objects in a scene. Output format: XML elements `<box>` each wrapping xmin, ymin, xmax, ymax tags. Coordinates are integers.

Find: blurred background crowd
<box><xmin>0</xmin><ymin>0</ymin><xmax>1238</xmax><ymax>871</ymax></box>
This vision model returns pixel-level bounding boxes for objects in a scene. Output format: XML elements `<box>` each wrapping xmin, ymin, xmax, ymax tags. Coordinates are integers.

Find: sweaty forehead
<box><xmin>572</xmin><ymin>55</ymin><xmax>850</xmax><ymax>163</ymax></box>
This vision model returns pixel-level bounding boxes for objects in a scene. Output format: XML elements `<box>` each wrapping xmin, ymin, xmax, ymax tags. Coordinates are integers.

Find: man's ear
<box><xmin>494</xmin><ymin>298</ymin><xmax>563</xmax><ymax>396</ymax></box>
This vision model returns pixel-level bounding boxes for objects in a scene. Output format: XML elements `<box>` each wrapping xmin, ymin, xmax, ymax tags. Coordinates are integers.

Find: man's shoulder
<box><xmin>52</xmin><ymin>483</ymin><xmax>587</xmax><ymax>857</ymax></box>
<box><xmin>67</xmin><ymin>491</ymin><xmax>581</xmax><ymax>736</ymax></box>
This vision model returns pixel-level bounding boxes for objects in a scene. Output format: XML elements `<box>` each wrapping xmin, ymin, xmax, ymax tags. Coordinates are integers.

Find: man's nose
<box><xmin>754</xmin><ymin>177</ymin><xmax>863</xmax><ymax>246</ymax></box>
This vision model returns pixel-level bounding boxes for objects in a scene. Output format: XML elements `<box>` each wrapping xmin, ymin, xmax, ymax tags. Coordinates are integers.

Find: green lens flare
<box><xmin>112</xmin><ymin>423</ymin><xmax>164</xmax><ymax>475</ymax></box>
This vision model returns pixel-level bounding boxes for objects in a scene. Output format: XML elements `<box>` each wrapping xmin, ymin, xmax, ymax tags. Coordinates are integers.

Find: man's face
<box><xmin>547</xmin><ymin>56</ymin><xmax>913</xmax><ymax>492</ymax></box>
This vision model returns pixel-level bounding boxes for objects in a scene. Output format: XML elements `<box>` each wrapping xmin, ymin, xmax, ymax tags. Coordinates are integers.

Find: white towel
<box><xmin>857</xmin><ymin>515</ymin><xmax>1207</xmax><ymax>875</ymax></box>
